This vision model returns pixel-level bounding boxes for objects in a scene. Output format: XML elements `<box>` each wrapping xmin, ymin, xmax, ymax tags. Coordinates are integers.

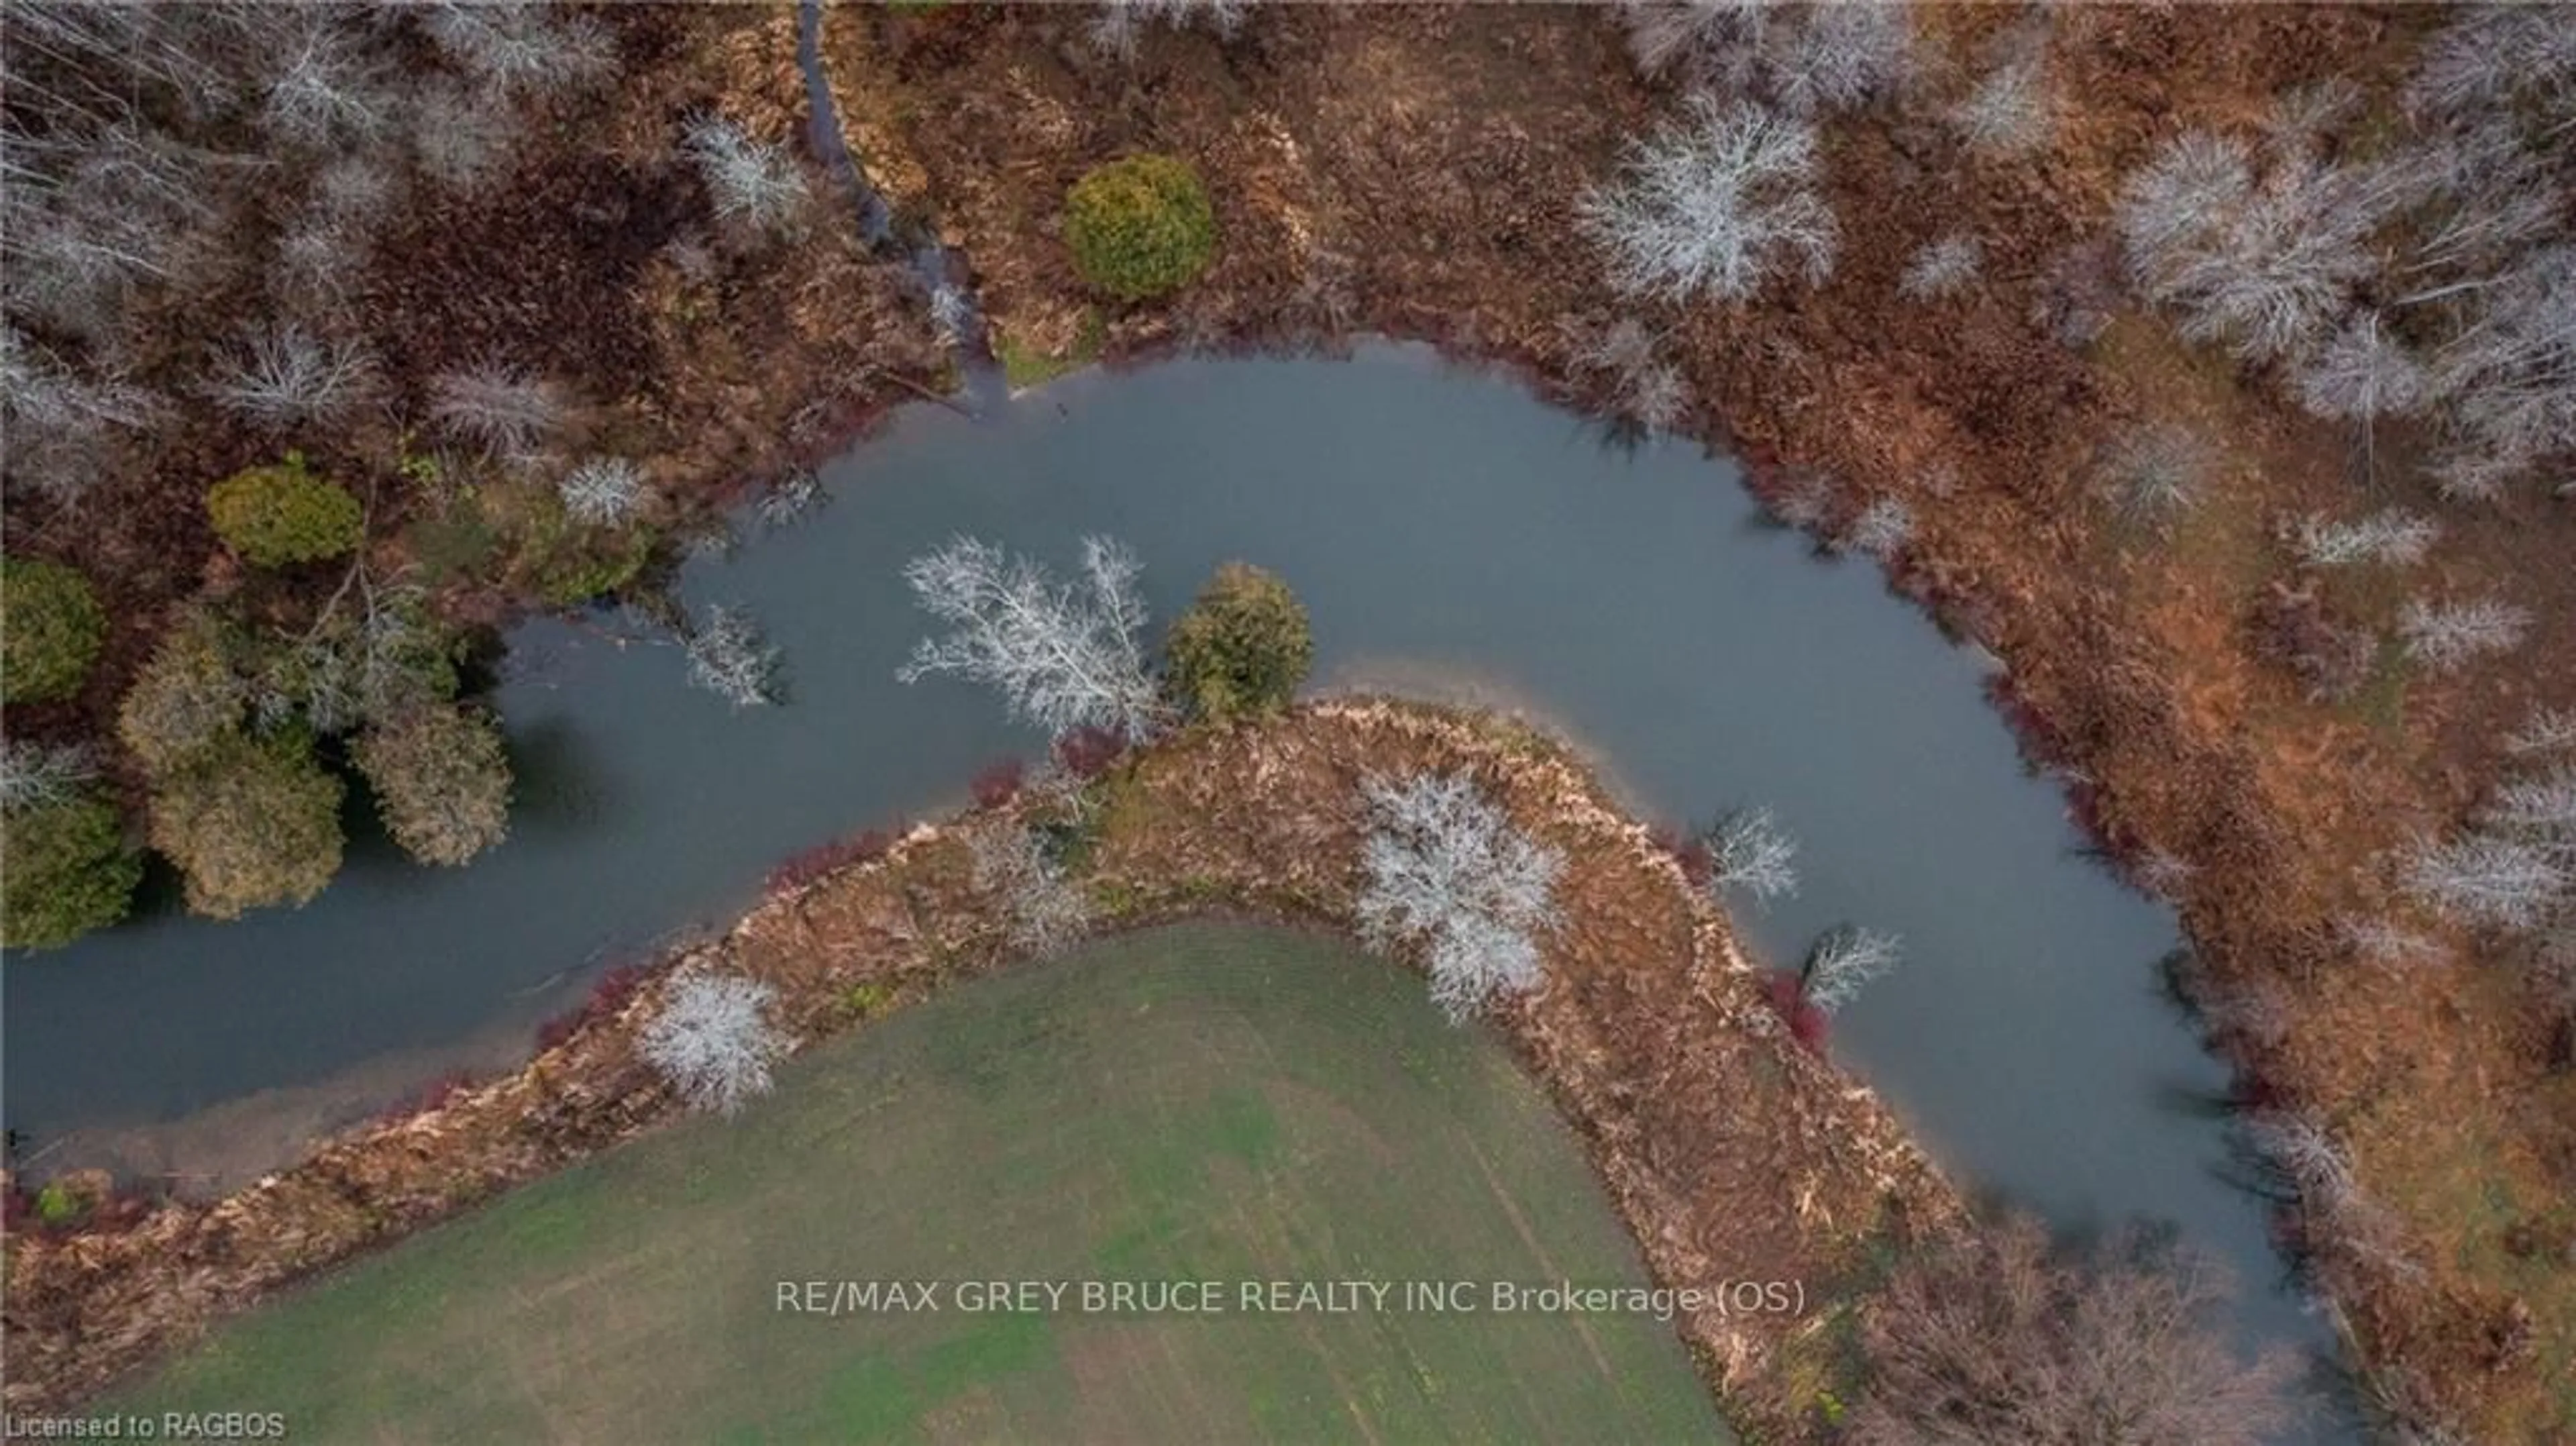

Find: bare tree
<box><xmin>1580</xmin><ymin>97</ymin><xmax>1837</xmax><ymax>305</ymax></box>
<box><xmin>2287</xmin><ymin>507</ymin><xmax>2438</xmax><ymax>568</ymax></box>
<box><xmin>1840</xmin><ymin>496</ymin><xmax>1914</xmax><ymax>560</ymax></box>
<box><xmin>559</xmin><ymin>456</ymin><xmax>644</xmax><ymax>525</ymax></box>
<box><xmin>1848</xmin><ymin>1215</ymin><xmax>2300</xmax><ymax>1446</ymax></box>
<box><xmin>1705</xmin><ymin>803</ymin><xmax>1799</xmax><ymax>905</ymax></box>
<box><xmin>898</xmin><ymin>534</ymin><xmax>1162</xmax><ymax>741</ymax></box>
<box><xmin>0</xmin><ymin>741</ymin><xmax>95</xmax><ymax>813</ymax></box>
<box><xmin>1088</xmin><ymin>0</ymin><xmax>1252</xmax><ymax>60</ymax></box>
<box><xmin>2481</xmin><ymin>764</ymin><xmax>2576</xmax><ymax>849</ymax></box>
<box><xmin>1356</xmin><ymin>770</ymin><xmax>1564</xmax><ymax>1023</ymax></box>
<box><xmin>427</xmin><ymin>364</ymin><xmax>567</xmax><ymax>460</ymax></box>
<box><xmin>1898</xmin><ymin>233</ymin><xmax>1982</xmax><ymax>301</ymax></box>
<box><xmin>2506</xmin><ymin>707</ymin><xmax>2576</xmax><ymax>757</ymax></box>
<box><xmin>968</xmin><ymin>819</ymin><xmax>1095</xmax><ymax>957</ymax></box>
<box><xmin>260</xmin><ymin>10</ymin><xmax>394</xmax><ymax>150</ymax></box>
<box><xmin>208</xmin><ymin>325</ymin><xmax>377</xmax><ymax>429</ymax></box>
<box><xmin>681</xmin><ymin>116</ymin><xmax>812</xmax><ymax>239</ymax></box>
<box><xmin>2118</xmin><ymin>129</ymin><xmax>2398</xmax><ymax>364</ymax></box>
<box><xmin>2339</xmin><ymin>915</ymin><xmax>2445</xmax><ymax>968</ymax></box>
<box><xmin>2098</xmin><ymin>423</ymin><xmax>2218</xmax><ymax>527</ymax></box>
<box><xmin>1560</xmin><ymin>315</ymin><xmax>1686</xmax><ymax>432</ymax></box>
<box><xmin>1800</xmin><ymin>923</ymin><xmax>1900</xmax><ymax>1013</ymax></box>
<box><xmin>684</xmin><ymin>605</ymin><xmax>783</xmax><ymax>709</ymax></box>
<box><xmin>2400</xmin><ymin>831</ymin><xmax>2569</xmax><ymax>931</ymax></box>
<box><xmin>2398</xmin><ymin>595</ymin><xmax>2532</xmax><ymax>671</ymax></box>
<box><xmin>639</xmin><ymin>972</ymin><xmax>786</xmax><ymax>1115</ymax></box>
<box><xmin>1619</xmin><ymin>2</ymin><xmax>1915</xmax><ymax>117</ymax></box>
<box><xmin>420</xmin><ymin>1</ymin><xmax>618</xmax><ymax>99</ymax></box>
<box><xmin>1951</xmin><ymin>56</ymin><xmax>2053</xmax><ymax>159</ymax></box>
<box><xmin>2296</xmin><ymin>313</ymin><xmax>2434</xmax><ymax>480</ymax></box>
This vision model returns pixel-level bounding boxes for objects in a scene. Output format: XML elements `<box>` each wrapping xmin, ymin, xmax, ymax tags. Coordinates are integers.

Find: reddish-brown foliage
<box><xmin>1764</xmin><ymin>970</ymin><xmax>1829</xmax><ymax>1052</ymax></box>
<box><xmin>765</xmin><ymin>829</ymin><xmax>895</xmax><ymax>895</ymax></box>
<box><xmin>1052</xmin><ymin>725</ymin><xmax>1126</xmax><ymax>781</ymax></box>
<box><xmin>970</xmin><ymin>757</ymin><xmax>1026</xmax><ymax>809</ymax></box>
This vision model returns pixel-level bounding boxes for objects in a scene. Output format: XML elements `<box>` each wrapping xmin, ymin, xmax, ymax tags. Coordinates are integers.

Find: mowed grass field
<box><xmin>107</xmin><ymin>921</ymin><xmax>1732</xmax><ymax>1443</ymax></box>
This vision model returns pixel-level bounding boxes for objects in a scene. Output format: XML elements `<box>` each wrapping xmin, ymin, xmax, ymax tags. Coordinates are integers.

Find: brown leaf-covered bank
<box><xmin>0</xmin><ymin>701</ymin><xmax>1953</xmax><ymax>1439</ymax></box>
<box><xmin>820</xmin><ymin>4</ymin><xmax>2572</xmax><ymax>1439</ymax></box>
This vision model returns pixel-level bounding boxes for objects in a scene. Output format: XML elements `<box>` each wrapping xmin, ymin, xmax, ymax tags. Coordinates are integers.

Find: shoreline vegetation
<box><xmin>3</xmin><ymin>697</ymin><xmax>1955</xmax><ymax>1438</ymax></box>
<box><xmin>5</xmin><ymin>2</ymin><xmax>2571</xmax><ymax>1439</ymax></box>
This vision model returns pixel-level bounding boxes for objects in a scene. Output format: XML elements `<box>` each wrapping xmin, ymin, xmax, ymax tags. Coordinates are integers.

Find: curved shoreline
<box><xmin>1</xmin><ymin>698</ymin><xmax>1953</xmax><ymax>1441</ymax></box>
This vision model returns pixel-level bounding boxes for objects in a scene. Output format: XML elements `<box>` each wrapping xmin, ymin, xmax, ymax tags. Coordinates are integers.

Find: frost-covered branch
<box><xmin>1580</xmin><ymin>97</ymin><xmax>1837</xmax><ymax>305</ymax></box>
<box><xmin>682</xmin><ymin>116</ymin><xmax>811</xmax><ymax>238</ymax></box>
<box><xmin>639</xmin><ymin>973</ymin><xmax>786</xmax><ymax>1116</ymax></box>
<box><xmin>2287</xmin><ymin>508</ymin><xmax>2438</xmax><ymax>568</ymax></box>
<box><xmin>1800</xmin><ymin>923</ymin><xmax>1900</xmax><ymax>1014</ymax></box>
<box><xmin>898</xmin><ymin>534</ymin><xmax>1162</xmax><ymax>741</ymax></box>
<box><xmin>1898</xmin><ymin>234</ymin><xmax>1982</xmax><ymax>301</ymax></box>
<box><xmin>559</xmin><ymin>456</ymin><xmax>645</xmax><ymax>525</ymax></box>
<box><xmin>2398</xmin><ymin>595</ymin><xmax>2531</xmax><ymax>672</ymax></box>
<box><xmin>209</xmin><ymin>325</ymin><xmax>377</xmax><ymax>429</ymax></box>
<box><xmin>684</xmin><ymin>605</ymin><xmax>784</xmax><ymax>709</ymax></box>
<box><xmin>969</xmin><ymin>819</ymin><xmax>1095</xmax><ymax>958</ymax></box>
<box><xmin>1705</xmin><ymin>803</ymin><xmax>1798</xmax><ymax>905</ymax></box>
<box><xmin>1356</xmin><ymin>770</ymin><xmax>1564</xmax><ymax>1022</ymax></box>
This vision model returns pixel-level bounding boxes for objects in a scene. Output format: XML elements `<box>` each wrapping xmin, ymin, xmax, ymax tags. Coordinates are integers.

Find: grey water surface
<box><xmin>3</xmin><ymin>346</ymin><xmax>2340</xmax><ymax>1430</ymax></box>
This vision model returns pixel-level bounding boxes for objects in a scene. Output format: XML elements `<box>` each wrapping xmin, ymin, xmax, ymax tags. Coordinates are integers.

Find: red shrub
<box><xmin>378</xmin><ymin>1069</ymin><xmax>484</xmax><ymax>1125</ymax></box>
<box><xmin>1053</xmin><ymin>725</ymin><xmax>1126</xmax><ymax>781</ymax></box>
<box><xmin>971</xmin><ymin>757</ymin><xmax>1026</xmax><ymax>809</ymax></box>
<box><xmin>1764</xmin><ymin>970</ymin><xmax>1831</xmax><ymax>1052</ymax></box>
<box><xmin>765</xmin><ymin>829</ymin><xmax>895</xmax><ymax>894</ymax></box>
<box><xmin>533</xmin><ymin>960</ymin><xmax>655</xmax><ymax>1053</ymax></box>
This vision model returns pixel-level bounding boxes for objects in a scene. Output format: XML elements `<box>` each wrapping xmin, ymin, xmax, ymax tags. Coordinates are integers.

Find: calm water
<box><xmin>3</xmin><ymin>346</ymin><xmax>2335</xmax><ymax>1425</ymax></box>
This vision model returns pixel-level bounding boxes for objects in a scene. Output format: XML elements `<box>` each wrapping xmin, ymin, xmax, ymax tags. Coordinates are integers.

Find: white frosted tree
<box><xmin>209</xmin><ymin>325</ymin><xmax>378</xmax><ymax>429</ymax></box>
<box><xmin>2400</xmin><ymin>831</ymin><xmax>2569</xmax><ymax>931</ymax></box>
<box><xmin>2397</xmin><ymin>595</ymin><xmax>2531</xmax><ymax>672</ymax></box>
<box><xmin>2287</xmin><ymin>508</ymin><xmax>2438</xmax><ymax>568</ymax></box>
<box><xmin>0</xmin><ymin>741</ymin><xmax>96</xmax><ymax>813</ymax></box>
<box><xmin>2506</xmin><ymin>707</ymin><xmax>2576</xmax><ymax>758</ymax></box>
<box><xmin>639</xmin><ymin>973</ymin><xmax>786</xmax><ymax>1116</ymax></box>
<box><xmin>2098</xmin><ymin>423</ymin><xmax>2217</xmax><ymax>527</ymax></box>
<box><xmin>1618</xmin><ymin>2</ymin><xmax>1913</xmax><ymax>117</ymax></box>
<box><xmin>260</xmin><ymin>11</ymin><xmax>394</xmax><ymax>150</ymax></box>
<box><xmin>1355</xmin><ymin>770</ymin><xmax>1564</xmax><ymax>1022</ymax></box>
<box><xmin>1951</xmin><ymin>56</ymin><xmax>2052</xmax><ymax>159</ymax></box>
<box><xmin>2117</xmin><ymin>130</ymin><xmax>2400</xmax><ymax>364</ymax></box>
<box><xmin>685</xmin><ymin>605</ymin><xmax>783</xmax><ymax>709</ymax></box>
<box><xmin>969</xmin><ymin>820</ymin><xmax>1095</xmax><ymax>957</ymax></box>
<box><xmin>1089</xmin><ymin>0</ymin><xmax>1252</xmax><ymax>58</ymax></box>
<box><xmin>1560</xmin><ymin>315</ymin><xmax>1686</xmax><ymax>433</ymax></box>
<box><xmin>1579</xmin><ymin>97</ymin><xmax>1837</xmax><ymax>305</ymax></box>
<box><xmin>427</xmin><ymin>364</ymin><xmax>567</xmax><ymax>460</ymax></box>
<box><xmin>682</xmin><ymin>116</ymin><xmax>812</xmax><ymax>238</ymax></box>
<box><xmin>559</xmin><ymin>456</ymin><xmax>644</xmax><ymax>525</ymax></box>
<box><xmin>421</xmin><ymin>1</ymin><xmax>617</xmax><ymax>99</ymax></box>
<box><xmin>2296</xmin><ymin>313</ymin><xmax>2432</xmax><ymax>425</ymax></box>
<box><xmin>1843</xmin><ymin>497</ymin><xmax>1914</xmax><ymax>559</ymax></box>
<box><xmin>1800</xmin><ymin>923</ymin><xmax>1900</xmax><ymax>1013</ymax></box>
<box><xmin>1898</xmin><ymin>234</ymin><xmax>1982</xmax><ymax>301</ymax></box>
<box><xmin>1705</xmin><ymin>803</ymin><xmax>1799</xmax><ymax>905</ymax></box>
<box><xmin>898</xmin><ymin>534</ymin><xmax>1162</xmax><ymax>741</ymax></box>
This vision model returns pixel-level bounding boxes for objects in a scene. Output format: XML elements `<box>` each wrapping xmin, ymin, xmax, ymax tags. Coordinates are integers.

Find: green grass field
<box><xmin>108</xmin><ymin>921</ymin><xmax>1731</xmax><ymax>1443</ymax></box>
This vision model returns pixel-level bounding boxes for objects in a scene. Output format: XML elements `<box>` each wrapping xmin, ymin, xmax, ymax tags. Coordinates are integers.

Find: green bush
<box><xmin>206</xmin><ymin>453</ymin><xmax>365</xmax><ymax>567</ymax></box>
<box><xmin>1</xmin><ymin>557</ymin><xmax>107</xmax><ymax>704</ymax></box>
<box><xmin>34</xmin><ymin>1180</ymin><xmax>88</xmax><ymax>1229</ymax></box>
<box><xmin>146</xmin><ymin>731</ymin><xmax>345</xmax><ymax>920</ymax></box>
<box><xmin>1063</xmin><ymin>154</ymin><xmax>1217</xmax><ymax>301</ymax></box>
<box><xmin>1</xmin><ymin>795</ymin><xmax>142</xmax><ymax>949</ymax></box>
<box><xmin>1163</xmin><ymin>562</ymin><xmax>1313</xmax><ymax>722</ymax></box>
<box><xmin>118</xmin><ymin>613</ymin><xmax>246</xmax><ymax>774</ymax></box>
<box><xmin>355</xmin><ymin>705</ymin><xmax>513</xmax><ymax>866</ymax></box>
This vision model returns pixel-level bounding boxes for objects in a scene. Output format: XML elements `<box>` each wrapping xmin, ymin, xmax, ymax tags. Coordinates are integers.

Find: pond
<box><xmin>3</xmin><ymin>345</ymin><xmax>2334</xmax><ymax>1429</ymax></box>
